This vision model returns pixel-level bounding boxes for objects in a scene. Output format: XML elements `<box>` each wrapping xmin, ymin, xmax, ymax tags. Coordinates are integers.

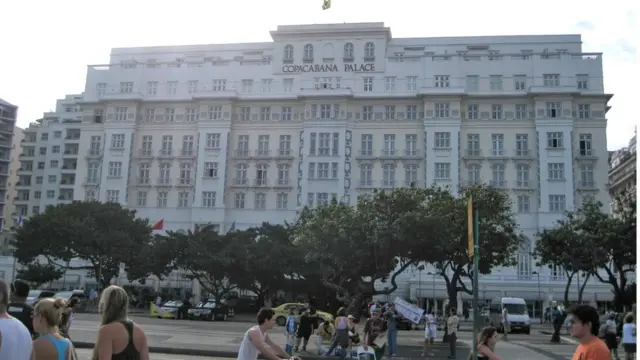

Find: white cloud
<box><xmin>0</xmin><ymin>0</ymin><xmax>636</xmax><ymax>149</ymax></box>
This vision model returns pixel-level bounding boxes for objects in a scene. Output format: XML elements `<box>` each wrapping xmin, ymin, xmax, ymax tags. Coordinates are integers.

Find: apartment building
<box><xmin>14</xmin><ymin>95</ymin><xmax>84</xmax><ymax>218</ymax></box>
<box><xmin>71</xmin><ymin>22</ymin><xmax>614</xmax><ymax>307</ymax></box>
<box><xmin>0</xmin><ymin>100</ymin><xmax>18</xmax><ymax>230</ymax></box>
<box><xmin>609</xmin><ymin>130</ymin><xmax>636</xmax><ymax>200</ymax></box>
<box><xmin>0</xmin><ymin>126</ymin><xmax>24</xmax><ymax>254</ymax></box>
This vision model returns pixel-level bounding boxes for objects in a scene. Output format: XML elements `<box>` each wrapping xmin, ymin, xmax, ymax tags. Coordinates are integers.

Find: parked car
<box><xmin>152</xmin><ymin>300</ymin><xmax>182</xmax><ymax>319</ymax></box>
<box><xmin>27</xmin><ymin>290</ymin><xmax>56</xmax><ymax>306</ymax></box>
<box><xmin>53</xmin><ymin>290</ymin><xmax>87</xmax><ymax>311</ymax></box>
<box><xmin>272</xmin><ymin>303</ymin><xmax>333</xmax><ymax>327</ymax></box>
<box><xmin>188</xmin><ymin>300</ymin><xmax>230</xmax><ymax>321</ymax></box>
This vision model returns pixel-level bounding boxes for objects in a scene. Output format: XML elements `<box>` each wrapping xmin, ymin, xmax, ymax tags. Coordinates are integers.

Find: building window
<box><xmin>204</xmin><ymin>162</ymin><xmax>218</xmax><ymax>179</ymax></box>
<box><xmin>434</xmin><ymin>132</ymin><xmax>451</xmax><ymax>149</ymax></box>
<box><xmin>543</xmin><ymin>74</ymin><xmax>560</xmax><ymax>87</ymax></box>
<box><xmin>517</xmin><ymin>195</ymin><xmax>530</xmax><ymax>213</ymax></box>
<box><xmin>406</xmin><ymin>105</ymin><xmax>418</xmax><ymax>120</ymax></box>
<box><xmin>85</xmin><ymin>190</ymin><xmax>96</xmax><ymax>201</ymax></box>
<box><xmin>303</xmin><ymin>44</ymin><xmax>314</xmax><ymax>61</ymax></box>
<box><xmin>580</xmin><ymin>164</ymin><xmax>595</xmax><ymax>187</ymax></box>
<box><xmin>364</xmin><ymin>42</ymin><xmax>375</xmax><ymax>59</ymax></box>
<box><xmin>384</xmin><ymin>105</ymin><xmax>396</xmax><ymax>120</ymax></box>
<box><xmin>178</xmin><ymin>192</ymin><xmax>190</xmax><ymax>208</ymax></box>
<box><xmin>283</xmin><ymin>44</ymin><xmax>294</xmax><ymax>61</ymax></box>
<box><xmin>491</xmin><ymin>134</ymin><xmax>504</xmax><ymax>156</ymax></box>
<box><xmin>147</xmin><ymin>81</ymin><xmax>157</xmax><ymax>95</ymax></box>
<box><xmin>405</xmin><ymin>134</ymin><xmax>418</xmax><ymax>156</ymax></box>
<box><xmin>260</xmin><ymin>107</ymin><xmax>271</xmax><ymax>121</ymax></box>
<box><xmin>547</xmin><ymin>132</ymin><xmax>564</xmax><ymax>148</ymax></box>
<box><xmin>96</xmin><ymin>83</ymin><xmax>106</xmax><ymax>96</ymax></box>
<box><xmin>491</xmin><ymin>104</ymin><xmax>503</xmax><ymax>120</ymax></box>
<box><xmin>467</xmin><ymin>104</ymin><xmax>479</xmax><ymax>120</ymax></box>
<box><xmin>281</xmin><ymin>107</ymin><xmax>292</xmax><ymax>121</ymax></box>
<box><xmin>515</xmin><ymin>134</ymin><xmax>529</xmax><ymax>156</ymax></box>
<box><xmin>382</xmin><ymin>164</ymin><xmax>395</xmax><ymax>187</ymax></box>
<box><xmin>277</xmin><ymin>164</ymin><xmax>290</xmax><ymax>185</ymax></box>
<box><xmin>578</xmin><ymin>104</ymin><xmax>591</xmax><ymax>119</ymax></box>
<box><xmin>491</xmin><ymin>164</ymin><xmax>505</xmax><ymax>187</ymax></box>
<box><xmin>548</xmin><ymin>163</ymin><xmax>565</xmax><ymax>180</ymax></box>
<box><xmin>111</xmin><ymin>134</ymin><xmax>125</xmax><ymax>149</ymax></box>
<box><xmin>106</xmin><ymin>190</ymin><xmax>119</xmax><ymax>203</ymax></box>
<box><xmin>549</xmin><ymin>195</ymin><xmax>566</xmax><ymax>212</ymax></box>
<box><xmin>167</xmin><ymin>81</ymin><xmax>178</xmax><ymax>94</ymax></box>
<box><xmin>434</xmin><ymin>163</ymin><xmax>450</xmax><ymax>179</ymax></box>
<box><xmin>212</xmin><ymin>79</ymin><xmax>226</xmax><ymax>92</ymax></box>
<box><xmin>363</xmin><ymin>77</ymin><xmax>373</xmax><ymax>92</ymax></box>
<box><xmin>466</xmin><ymin>75</ymin><xmax>479</xmax><ymax>92</ymax></box>
<box><xmin>385</xmin><ymin>77</ymin><xmax>396</xmax><ymax>91</ymax></box>
<box><xmin>115</xmin><ymin>107</ymin><xmax>127</xmax><ymax>121</ymax></box>
<box><xmin>208</xmin><ymin>106</ymin><xmax>222</xmax><ymax>120</ymax></box>
<box><xmin>434</xmin><ymin>103</ymin><xmax>450</xmax><ymax>118</ymax></box>
<box><xmin>185</xmin><ymin>107</ymin><xmax>197</xmax><ymax>122</ymax></box>
<box><xmin>205</xmin><ymin>133</ymin><xmax>220</xmax><ymax>149</ymax></box>
<box><xmin>546</xmin><ymin>102</ymin><xmax>561</xmax><ymax>118</ymax></box>
<box><xmin>48</xmin><ymin>175</ymin><xmax>57</xmax><ymax>184</ymax></box>
<box><xmin>383</xmin><ymin>134</ymin><xmax>396</xmax><ymax>155</ymax></box>
<box><xmin>406</xmin><ymin>76</ymin><xmax>417</xmax><ymax>91</ymax></box>
<box><xmin>404</xmin><ymin>164</ymin><xmax>418</xmax><ymax>185</ymax></box>
<box><xmin>360</xmin><ymin>164</ymin><xmax>372</xmax><ymax>186</ymax></box>
<box><xmin>435</xmin><ymin>75</ymin><xmax>450</xmax><ymax>88</ymax></box>
<box><xmin>517</xmin><ymin>164</ymin><xmax>530</xmax><ymax>187</ymax></box>
<box><xmin>261</xmin><ymin>79</ymin><xmax>272</xmax><ymax>93</ymax></box>
<box><xmin>234</xmin><ymin>193</ymin><xmax>245</xmax><ymax>209</ymax></box>
<box><xmin>254</xmin><ymin>193</ymin><xmax>266</xmax><ymax>210</ymax></box>
<box><xmin>517</xmin><ymin>240</ymin><xmax>532</xmax><ymax>279</ymax></box>
<box><xmin>467</xmin><ymin>164</ymin><xmax>481</xmax><ymax>185</ymax></box>
<box><xmin>343</xmin><ymin>43</ymin><xmax>354</xmax><ymax>59</ymax></box>
<box><xmin>576</xmin><ymin>74</ymin><xmax>589</xmax><ymax>89</ymax></box>
<box><xmin>515</xmin><ymin>104</ymin><xmax>527</xmax><ymax>120</ymax></box>
<box><xmin>108</xmin><ymin>162</ymin><xmax>122</xmax><ymax>177</ymax></box>
<box><xmin>514</xmin><ymin>75</ymin><xmax>527</xmax><ymax>91</ymax></box>
<box><xmin>119</xmin><ymin>82</ymin><xmax>133</xmax><ymax>93</ymax></box>
<box><xmin>360</xmin><ymin>134</ymin><xmax>373</xmax><ymax>156</ymax></box>
<box><xmin>188</xmin><ymin>80</ymin><xmax>198</xmax><ymax>94</ymax></box>
<box><xmin>579</xmin><ymin>134</ymin><xmax>593</xmax><ymax>156</ymax></box>
<box><xmin>202</xmin><ymin>192</ymin><xmax>216</xmax><ymax>208</ymax></box>
<box><xmin>276</xmin><ymin>193</ymin><xmax>288</xmax><ymax>209</ymax></box>
<box><xmin>490</xmin><ymin>75</ymin><xmax>503</xmax><ymax>91</ymax></box>
<box><xmin>46</xmin><ymin>190</ymin><xmax>55</xmax><ymax>199</ymax></box>
<box><xmin>157</xmin><ymin>191</ymin><xmax>168</xmax><ymax>208</ymax></box>
<box><xmin>283</xmin><ymin>78</ymin><xmax>293</xmax><ymax>93</ymax></box>
<box><xmin>362</xmin><ymin>106</ymin><xmax>373</xmax><ymax>121</ymax></box>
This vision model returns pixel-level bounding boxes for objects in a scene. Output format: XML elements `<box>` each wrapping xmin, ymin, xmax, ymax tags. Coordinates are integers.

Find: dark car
<box><xmin>27</xmin><ymin>290</ymin><xmax>56</xmax><ymax>307</ymax></box>
<box><xmin>188</xmin><ymin>300</ymin><xmax>230</xmax><ymax>321</ymax></box>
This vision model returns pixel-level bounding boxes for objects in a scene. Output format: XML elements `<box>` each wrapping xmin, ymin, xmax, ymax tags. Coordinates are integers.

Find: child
<box><xmin>284</xmin><ymin>308</ymin><xmax>297</xmax><ymax>355</ymax></box>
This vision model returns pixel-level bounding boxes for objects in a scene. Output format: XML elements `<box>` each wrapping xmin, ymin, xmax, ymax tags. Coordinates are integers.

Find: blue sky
<box><xmin>0</xmin><ymin>0</ymin><xmax>636</xmax><ymax>150</ymax></box>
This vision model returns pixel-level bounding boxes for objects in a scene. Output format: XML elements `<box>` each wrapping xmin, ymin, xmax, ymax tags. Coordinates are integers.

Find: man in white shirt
<box><xmin>0</xmin><ymin>279</ymin><xmax>33</xmax><ymax>360</ymax></box>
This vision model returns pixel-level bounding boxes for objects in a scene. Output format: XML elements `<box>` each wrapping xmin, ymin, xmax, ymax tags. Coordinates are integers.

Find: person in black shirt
<box><xmin>7</xmin><ymin>279</ymin><xmax>35</xmax><ymax>338</ymax></box>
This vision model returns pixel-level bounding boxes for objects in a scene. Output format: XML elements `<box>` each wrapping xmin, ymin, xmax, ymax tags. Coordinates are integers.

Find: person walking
<box><xmin>59</xmin><ymin>298</ymin><xmax>79</xmax><ymax>339</ymax></box>
<box><xmin>501</xmin><ymin>307</ymin><xmax>510</xmax><ymax>340</ymax></box>
<box><xmin>32</xmin><ymin>297</ymin><xmax>78</xmax><ymax>360</ymax></box>
<box><xmin>446</xmin><ymin>307</ymin><xmax>459</xmax><ymax>359</ymax></box>
<box><xmin>384</xmin><ymin>303</ymin><xmax>399</xmax><ymax>357</ymax></box>
<box><xmin>422</xmin><ymin>309</ymin><xmax>437</xmax><ymax>357</ymax></box>
<box><xmin>91</xmin><ymin>285</ymin><xmax>150</xmax><ymax>360</ymax></box>
<box><xmin>621</xmin><ymin>314</ymin><xmax>636</xmax><ymax>360</ymax></box>
<box><xmin>603</xmin><ymin>313</ymin><xmax>621</xmax><ymax>360</ymax></box>
<box><xmin>0</xmin><ymin>279</ymin><xmax>32</xmax><ymax>360</ymax></box>
<box><xmin>315</xmin><ymin>319</ymin><xmax>334</xmax><ymax>355</ymax></box>
<box><xmin>237</xmin><ymin>308</ymin><xmax>297</xmax><ymax>360</ymax></box>
<box><xmin>284</xmin><ymin>308</ymin><xmax>297</xmax><ymax>355</ymax></box>
<box><xmin>324</xmin><ymin>307</ymin><xmax>349</xmax><ymax>356</ymax></box>
<box><xmin>363</xmin><ymin>307</ymin><xmax>386</xmax><ymax>360</ymax></box>
<box><xmin>294</xmin><ymin>307</ymin><xmax>315</xmax><ymax>352</ymax></box>
<box><xmin>568</xmin><ymin>305</ymin><xmax>610</xmax><ymax>360</ymax></box>
<box><xmin>7</xmin><ymin>279</ymin><xmax>35</xmax><ymax>338</ymax></box>
<box><xmin>468</xmin><ymin>326</ymin><xmax>503</xmax><ymax>360</ymax></box>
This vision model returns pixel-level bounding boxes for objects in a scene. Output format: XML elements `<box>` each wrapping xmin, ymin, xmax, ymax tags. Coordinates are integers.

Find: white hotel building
<box><xmin>62</xmin><ymin>22</ymin><xmax>616</xmax><ymax>308</ymax></box>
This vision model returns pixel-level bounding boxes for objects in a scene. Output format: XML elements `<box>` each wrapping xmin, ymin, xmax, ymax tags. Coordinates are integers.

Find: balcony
<box><xmin>275</xmin><ymin>149</ymin><xmax>295</xmax><ymax>160</ymax></box>
<box><xmin>355</xmin><ymin>150</ymin><xmax>376</xmax><ymax>160</ymax></box>
<box><xmin>357</xmin><ymin>180</ymin><xmax>376</xmax><ymax>189</ymax></box>
<box><xmin>402</xmin><ymin>149</ymin><xmax>421</xmax><ymax>159</ymax></box>
<box><xmin>64</xmin><ymin>135</ymin><xmax>81</xmax><ymax>141</ymax></box>
<box><xmin>155</xmin><ymin>177</ymin><xmax>172</xmax><ymax>187</ymax></box>
<box><xmin>380</xmin><ymin>149</ymin><xmax>398</xmax><ymax>158</ymax></box>
<box><xmin>61</xmin><ymin>164</ymin><xmax>77</xmax><ymax>171</ymax></box>
<box><xmin>462</xmin><ymin>149</ymin><xmax>485</xmax><ymax>160</ymax></box>
<box><xmin>232</xmin><ymin>178</ymin><xmax>249</xmax><ymax>186</ymax></box>
<box><xmin>512</xmin><ymin>149</ymin><xmax>534</xmax><ymax>160</ymax></box>
<box><xmin>466</xmin><ymin>180</ymin><xmax>481</xmax><ymax>187</ymax></box>
<box><xmin>253</xmin><ymin>178</ymin><xmax>270</xmax><ymax>187</ymax></box>
<box><xmin>63</xmin><ymin>150</ymin><xmax>79</xmax><ymax>157</ymax></box>
<box><xmin>138</xmin><ymin>149</ymin><xmax>154</xmax><ymax>158</ymax></box>
<box><xmin>404</xmin><ymin>180</ymin><xmax>420</xmax><ymax>187</ymax></box>
<box><xmin>136</xmin><ymin>177</ymin><xmax>151</xmax><ymax>186</ymax></box>
<box><xmin>84</xmin><ymin>178</ymin><xmax>99</xmax><ymax>186</ymax></box>
<box><xmin>380</xmin><ymin>180</ymin><xmax>396</xmax><ymax>188</ymax></box>
<box><xmin>157</xmin><ymin>149</ymin><xmax>174</xmax><ymax>159</ymax></box>
<box><xmin>254</xmin><ymin>149</ymin><xmax>272</xmax><ymax>159</ymax></box>
<box><xmin>577</xmin><ymin>181</ymin><xmax>598</xmax><ymax>191</ymax></box>
<box><xmin>233</xmin><ymin>149</ymin><xmax>251</xmax><ymax>158</ymax></box>
<box><xmin>85</xmin><ymin>149</ymin><xmax>103</xmax><ymax>158</ymax></box>
<box><xmin>179</xmin><ymin>149</ymin><xmax>195</xmax><ymax>158</ymax></box>
<box><xmin>487</xmin><ymin>150</ymin><xmax>508</xmax><ymax>161</ymax></box>
<box><xmin>274</xmin><ymin>178</ymin><xmax>293</xmax><ymax>188</ymax></box>
<box><xmin>0</xmin><ymin>140</ymin><xmax>11</xmax><ymax>148</ymax></box>
<box><xmin>176</xmin><ymin>177</ymin><xmax>194</xmax><ymax>187</ymax></box>
<box><xmin>513</xmin><ymin>180</ymin><xmax>535</xmax><ymax>190</ymax></box>
<box><xmin>575</xmin><ymin>149</ymin><xmax>597</xmax><ymax>161</ymax></box>
<box><xmin>15</xmin><ymin>182</ymin><xmax>31</xmax><ymax>188</ymax></box>
<box><xmin>489</xmin><ymin>180</ymin><xmax>508</xmax><ymax>189</ymax></box>
<box><xmin>60</xmin><ymin>179</ymin><xmax>75</xmax><ymax>187</ymax></box>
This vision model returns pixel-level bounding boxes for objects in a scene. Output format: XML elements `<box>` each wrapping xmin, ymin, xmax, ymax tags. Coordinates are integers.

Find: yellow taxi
<box><xmin>272</xmin><ymin>303</ymin><xmax>334</xmax><ymax>326</ymax></box>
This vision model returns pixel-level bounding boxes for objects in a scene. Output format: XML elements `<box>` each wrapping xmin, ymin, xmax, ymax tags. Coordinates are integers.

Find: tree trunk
<box><xmin>447</xmin><ymin>283</ymin><xmax>458</xmax><ymax>312</ymax></box>
<box><xmin>346</xmin><ymin>292</ymin><xmax>364</xmax><ymax>319</ymax></box>
<box><xmin>578</xmin><ymin>274</ymin><xmax>590</xmax><ymax>303</ymax></box>
<box><xmin>563</xmin><ymin>273</ymin><xmax>574</xmax><ymax>305</ymax></box>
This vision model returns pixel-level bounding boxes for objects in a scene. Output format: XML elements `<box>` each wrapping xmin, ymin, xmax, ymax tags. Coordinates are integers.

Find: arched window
<box><xmin>517</xmin><ymin>237</ymin><xmax>532</xmax><ymax>280</ymax></box>
<box><xmin>303</xmin><ymin>44</ymin><xmax>314</xmax><ymax>60</ymax></box>
<box><xmin>364</xmin><ymin>42</ymin><xmax>375</xmax><ymax>59</ymax></box>
<box><xmin>283</xmin><ymin>44</ymin><xmax>294</xmax><ymax>61</ymax></box>
<box><xmin>344</xmin><ymin>43</ymin><xmax>354</xmax><ymax>59</ymax></box>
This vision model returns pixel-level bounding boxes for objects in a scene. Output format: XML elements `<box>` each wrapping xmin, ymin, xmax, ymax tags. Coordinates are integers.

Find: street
<box><xmin>70</xmin><ymin>313</ymin><xmax>579</xmax><ymax>360</ymax></box>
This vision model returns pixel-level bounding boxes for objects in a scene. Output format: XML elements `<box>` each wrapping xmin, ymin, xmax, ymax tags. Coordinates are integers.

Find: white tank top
<box><xmin>237</xmin><ymin>326</ymin><xmax>266</xmax><ymax>360</ymax></box>
<box><xmin>425</xmin><ymin>314</ymin><xmax>436</xmax><ymax>325</ymax></box>
<box><xmin>0</xmin><ymin>317</ymin><xmax>33</xmax><ymax>360</ymax></box>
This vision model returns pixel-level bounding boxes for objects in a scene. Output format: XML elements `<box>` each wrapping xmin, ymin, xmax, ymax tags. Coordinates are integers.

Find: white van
<box><xmin>488</xmin><ymin>297</ymin><xmax>531</xmax><ymax>334</ymax></box>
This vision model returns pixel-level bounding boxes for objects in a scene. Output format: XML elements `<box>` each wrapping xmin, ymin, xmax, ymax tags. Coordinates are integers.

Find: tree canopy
<box><xmin>12</xmin><ymin>201</ymin><xmax>154</xmax><ymax>288</ymax></box>
<box><xmin>16</xmin><ymin>263</ymin><xmax>64</xmax><ymax>288</ymax></box>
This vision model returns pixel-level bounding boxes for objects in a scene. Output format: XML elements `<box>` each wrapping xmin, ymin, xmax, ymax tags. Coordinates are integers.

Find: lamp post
<box><xmin>532</xmin><ymin>271</ymin><xmax>541</xmax><ymax>320</ymax></box>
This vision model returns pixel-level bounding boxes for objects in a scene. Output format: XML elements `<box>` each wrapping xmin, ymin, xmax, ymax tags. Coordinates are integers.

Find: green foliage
<box><xmin>12</xmin><ymin>201</ymin><xmax>153</xmax><ymax>287</ymax></box>
<box><xmin>419</xmin><ymin>184</ymin><xmax>522</xmax><ymax>302</ymax></box>
<box><xmin>292</xmin><ymin>188</ymin><xmax>443</xmax><ymax>300</ymax></box>
<box><xmin>16</xmin><ymin>263</ymin><xmax>64</xmax><ymax>288</ymax></box>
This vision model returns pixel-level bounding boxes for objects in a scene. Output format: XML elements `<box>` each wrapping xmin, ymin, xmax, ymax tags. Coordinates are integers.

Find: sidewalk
<box><xmin>459</xmin><ymin>338</ymin><xmax>569</xmax><ymax>360</ymax></box>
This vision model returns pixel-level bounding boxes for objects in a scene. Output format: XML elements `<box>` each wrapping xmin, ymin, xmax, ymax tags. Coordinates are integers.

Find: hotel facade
<box><xmin>15</xmin><ymin>23</ymin><xmax>619</xmax><ymax>308</ymax></box>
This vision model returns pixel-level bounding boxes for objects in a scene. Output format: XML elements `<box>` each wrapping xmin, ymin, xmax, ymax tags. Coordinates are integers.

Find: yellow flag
<box><xmin>467</xmin><ymin>196</ymin><xmax>474</xmax><ymax>258</ymax></box>
<box><xmin>322</xmin><ymin>0</ymin><xmax>331</xmax><ymax>10</ymax></box>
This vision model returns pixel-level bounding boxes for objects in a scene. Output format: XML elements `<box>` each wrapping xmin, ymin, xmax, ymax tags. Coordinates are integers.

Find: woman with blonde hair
<box><xmin>92</xmin><ymin>285</ymin><xmax>149</xmax><ymax>360</ymax></box>
<box><xmin>31</xmin><ymin>297</ymin><xmax>77</xmax><ymax>360</ymax></box>
<box><xmin>468</xmin><ymin>326</ymin><xmax>503</xmax><ymax>360</ymax></box>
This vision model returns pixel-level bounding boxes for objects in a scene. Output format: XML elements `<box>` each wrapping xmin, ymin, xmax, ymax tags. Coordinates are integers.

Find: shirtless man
<box><xmin>237</xmin><ymin>308</ymin><xmax>300</xmax><ymax>360</ymax></box>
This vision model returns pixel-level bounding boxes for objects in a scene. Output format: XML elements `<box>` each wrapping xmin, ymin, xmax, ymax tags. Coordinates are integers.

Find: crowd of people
<box><xmin>0</xmin><ymin>278</ymin><xmax>150</xmax><ymax>360</ymax></box>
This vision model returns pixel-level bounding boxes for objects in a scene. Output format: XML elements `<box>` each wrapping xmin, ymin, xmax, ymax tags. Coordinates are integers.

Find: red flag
<box><xmin>152</xmin><ymin>219</ymin><xmax>164</xmax><ymax>230</ymax></box>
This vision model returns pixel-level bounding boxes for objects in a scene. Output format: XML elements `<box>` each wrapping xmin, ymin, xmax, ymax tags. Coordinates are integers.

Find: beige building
<box><xmin>609</xmin><ymin>130</ymin><xmax>636</xmax><ymax>201</ymax></box>
<box><xmin>1</xmin><ymin>126</ymin><xmax>23</xmax><ymax>254</ymax></box>
<box><xmin>0</xmin><ymin>100</ymin><xmax>20</xmax><ymax>255</ymax></box>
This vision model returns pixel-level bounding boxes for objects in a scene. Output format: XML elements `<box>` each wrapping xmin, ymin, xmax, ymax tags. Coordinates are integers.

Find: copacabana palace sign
<box><xmin>282</xmin><ymin>63</ymin><xmax>375</xmax><ymax>73</ymax></box>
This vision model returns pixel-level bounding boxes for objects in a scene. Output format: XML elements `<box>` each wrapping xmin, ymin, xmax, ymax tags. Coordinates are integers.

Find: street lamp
<box><xmin>532</xmin><ymin>271</ymin><xmax>541</xmax><ymax>320</ymax></box>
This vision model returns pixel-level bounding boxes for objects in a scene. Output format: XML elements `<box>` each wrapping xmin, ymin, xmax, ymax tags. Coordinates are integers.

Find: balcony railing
<box><xmin>138</xmin><ymin>149</ymin><xmax>153</xmax><ymax>157</ymax></box>
<box><xmin>158</xmin><ymin>149</ymin><xmax>173</xmax><ymax>157</ymax></box>
<box><xmin>404</xmin><ymin>149</ymin><xmax>420</xmax><ymax>157</ymax></box>
<box><xmin>254</xmin><ymin>178</ymin><xmax>269</xmax><ymax>186</ymax></box>
<box><xmin>464</xmin><ymin>149</ymin><xmax>484</xmax><ymax>157</ymax></box>
<box><xmin>156</xmin><ymin>177</ymin><xmax>172</xmax><ymax>185</ymax></box>
<box><xmin>176</xmin><ymin>177</ymin><xmax>194</xmax><ymax>186</ymax></box>
<box><xmin>86</xmin><ymin>149</ymin><xmax>103</xmax><ymax>157</ymax></box>
<box><xmin>358</xmin><ymin>180</ymin><xmax>375</xmax><ymax>187</ymax></box>
<box><xmin>380</xmin><ymin>180</ymin><xmax>396</xmax><ymax>187</ymax></box>
<box><xmin>233</xmin><ymin>178</ymin><xmax>248</xmax><ymax>185</ymax></box>
<box><xmin>513</xmin><ymin>149</ymin><xmax>532</xmax><ymax>157</ymax></box>
<box><xmin>380</xmin><ymin>149</ymin><xmax>397</xmax><ymax>157</ymax></box>
<box><xmin>490</xmin><ymin>180</ymin><xmax>508</xmax><ymax>188</ymax></box>
<box><xmin>180</xmin><ymin>149</ymin><xmax>195</xmax><ymax>157</ymax></box>
<box><xmin>277</xmin><ymin>149</ymin><xmax>294</xmax><ymax>157</ymax></box>
<box><xmin>234</xmin><ymin>149</ymin><xmax>250</xmax><ymax>157</ymax></box>
<box><xmin>255</xmin><ymin>149</ymin><xmax>271</xmax><ymax>157</ymax></box>
<box><xmin>276</xmin><ymin>178</ymin><xmax>291</xmax><ymax>186</ymax></box>
<box><xmin>137</xmin><ymin>177</ymin><xmax>151</xmax><ymax>185</ymax></box>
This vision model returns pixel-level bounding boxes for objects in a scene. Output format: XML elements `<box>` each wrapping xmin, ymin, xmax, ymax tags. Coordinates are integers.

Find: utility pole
<box><xmin>468</xmin><ymin>197</ymin><xmax>480</xmax><ymax>360</ymax></box>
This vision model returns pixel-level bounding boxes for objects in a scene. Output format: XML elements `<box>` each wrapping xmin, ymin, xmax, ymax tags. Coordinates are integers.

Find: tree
<box><xmin>125</xmin><ymin>234</ymin><xmax>178</xmax><ymax>283</ymax></box>
<box><xmin>16</xmin><ymin>263</ymin><xmax>64</xmax><ymax>288</ymax></box>
<box><xmin>12</xmin><ymin>201</ymin><xmax>154</xmax><ymax>289</ymax></box>
<box><xmin>234</xmin><ymin>222</ymin><xmax>298</xmax><ymax>307</ymax></box>
<box><xmin>416</xmin><ymin>185</ymin><xmax>522</xmax><ymax>308</ymax></box>
<box><xmin>293</xmin><ymin>188</ymin><xmax>442</xmax><ymax>314</ymax></box>
<box><xmin>534</xmin><ymin>214</ymin><xmax>594</xmax><ymax>304</ymax></box>
<box><xmin>166</xmin><ymin>225</ymin><xmax>253</xmax><ymax>302</ymax></box>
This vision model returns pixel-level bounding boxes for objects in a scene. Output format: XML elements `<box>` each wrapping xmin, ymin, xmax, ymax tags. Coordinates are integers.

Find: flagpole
<box><xmin>472</xmin><ymin>204</ymin><xmax>480</xmax><ymax>360</ymax></box>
